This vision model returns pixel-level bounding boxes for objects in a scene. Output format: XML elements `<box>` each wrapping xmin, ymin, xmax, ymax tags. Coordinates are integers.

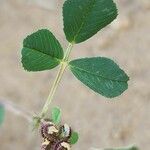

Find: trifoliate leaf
<box><xmin>69</xmin><ymin>57</ymin><xmax>129</xmax><ymax>98</ymax></box>
<box><xmin>22</xmin><ymin>29</ymin><xmax>64</xmax><ymax>71</ymax></box>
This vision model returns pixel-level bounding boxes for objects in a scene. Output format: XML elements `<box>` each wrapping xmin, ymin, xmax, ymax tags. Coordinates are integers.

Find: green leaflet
<box><xmin>69</xmin><ymin>57</ymin><xmax>129</xmax><ymax>98</ymax></box>
<box><xmin>51</xmin><ymin>107</ymin><xmax>61</xmax><ymax>124</ymax></box>
<box><xmin>63</xmin><ymin>0</ymin><xmax>117</xmax><ymax>43</ymax></box>
<box><xmin>22</xmin><ymin>29</ymin><xmax>64</xmax><ymax>71</ymax></box>
<box><xmin>69</xmin><ymin>131</ymin><xmax>79</xmax><ymax>144</ymax></box>
<box><xmin>0</xmin><ymin>104</ymin><xmax>5</xmax><ymax>126</ymax></box>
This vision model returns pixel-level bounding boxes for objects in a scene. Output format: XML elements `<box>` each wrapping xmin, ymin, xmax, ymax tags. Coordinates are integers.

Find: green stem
<box><xmin>63</xmin><ymin>43</ymin><xmax>74</xmax><ymax>61</ymax></box>
<box><xmin>39</xmin><ymin>43</ymin><xmax>74</xmax><ymax>119</ymax></box>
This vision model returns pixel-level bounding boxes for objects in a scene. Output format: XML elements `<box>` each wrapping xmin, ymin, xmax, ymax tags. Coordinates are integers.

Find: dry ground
<box><xmin>0</xmin><ymin>0</ymin><xmax>150</xmax><ymax>150</ymax></box>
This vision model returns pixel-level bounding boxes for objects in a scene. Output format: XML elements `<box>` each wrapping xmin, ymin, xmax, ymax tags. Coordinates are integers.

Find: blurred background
<box><xmin>0</xmin><ymin>0</ymin><xmax>150</xmax><ymax>149</ymax></box>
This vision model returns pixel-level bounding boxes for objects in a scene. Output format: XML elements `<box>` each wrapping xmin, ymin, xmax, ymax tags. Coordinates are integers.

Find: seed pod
<box><xmin>52</xmin><ymin>140</ymin><xmax>71</xmax><ymax>150</ymax></box>
<box><xmin>60</xmin><ymin>124</ymin><xmax>71</xmax><ymax>140</ymax></box>
<box><xmin>41</xmin><ymin>120</ymin><xmax>59</xmax><ymax>142</ymax></box>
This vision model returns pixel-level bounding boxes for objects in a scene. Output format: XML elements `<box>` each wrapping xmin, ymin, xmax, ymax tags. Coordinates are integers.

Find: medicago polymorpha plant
<box><xmin>0</xmin><ymin>0</ymin><xmax>136</xmax><ymax>150</ymax></box>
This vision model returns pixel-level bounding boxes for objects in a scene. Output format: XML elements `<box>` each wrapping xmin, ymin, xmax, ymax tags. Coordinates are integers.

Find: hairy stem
<box><xmin>39</xmin><ymin>43</ymin><xmax>74</xmax><ymax>119</ymax></box>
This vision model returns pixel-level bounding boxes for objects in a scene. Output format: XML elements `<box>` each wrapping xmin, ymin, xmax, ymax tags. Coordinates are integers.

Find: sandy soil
<box><xmin>0</xmin><ymin>0</ymin><xmax>150</xmax><ymax>150</ymax></box>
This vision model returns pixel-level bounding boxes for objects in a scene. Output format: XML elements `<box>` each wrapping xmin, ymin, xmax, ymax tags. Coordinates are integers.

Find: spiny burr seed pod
<box><xmin>41</xmin><ymin>120</ymin><xmax>59</xmax><ymax>142</ymax></box>
<box><xmin>52</xmin><ymin>140</ymin><xmax>71</xmax><ymax>150</ymax></box>
<box><xmin>60</xmin><ymin>124</ymin><xmax>72</xmax><ymax>140</ymax></box>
